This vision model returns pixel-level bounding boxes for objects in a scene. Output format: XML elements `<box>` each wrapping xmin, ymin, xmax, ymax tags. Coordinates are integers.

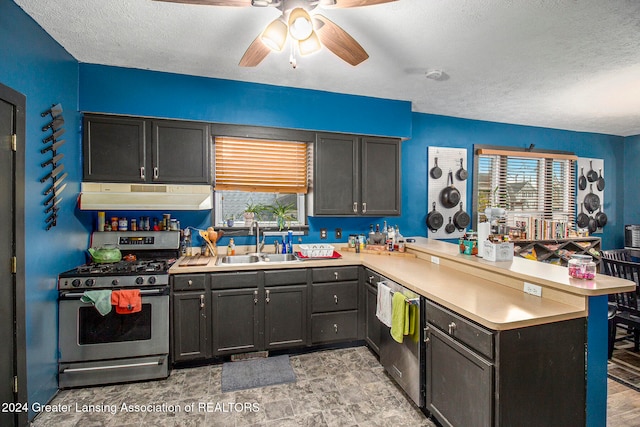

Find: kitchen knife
<box><xmin>41</xmin><ymin>103</ymin><xmax>63</xmax><ymax>118</ymax></box>
<box><xmin>40</xmin><ymin>139</ymin><xmax>66</xmax><ymax>154</ymax></box>
<box><xmin>42</xmin><ymin>116</ymin><xmax>64</xmax><ymax>132</ymax></box>
<box><xmin>42</xmin><ymin>128</ymin><xmax>65</xmax><ymax>143</ymax></box>
<box><xmin>43</xmin><ymin>172</ymin><xmax>67</xmax><ymax>196</ymax></box>
<box><xmin>41</xmin><ymin>153</ymin><xmax>64</xmax><ymax>168</ymax></box>
<box><xmin>43</xmin><ymin>183</ymin><xmax>67</xmax><ymax>205</ymax></box>
<box><xmin>45</xmin><ymin>197</ymin><xmax>62</xmax><ymax>214</ymax></box>
<box><xmin>40</xmin><ymin>163</ymin><xmax>64</xmax><ymax>183</ymax></box>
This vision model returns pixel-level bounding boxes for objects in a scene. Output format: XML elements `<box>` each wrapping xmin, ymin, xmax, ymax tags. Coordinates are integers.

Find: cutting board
<box><xmin>179</xmin><ymin>255</ymin><xmax>212</xmax><ymax>267</ymax></box>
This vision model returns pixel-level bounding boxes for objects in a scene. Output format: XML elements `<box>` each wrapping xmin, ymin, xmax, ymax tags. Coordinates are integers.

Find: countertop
<box><xmin>169</xmin><ymin>237</ymin><xmax>635</xmax><ymax>331</ymax></box>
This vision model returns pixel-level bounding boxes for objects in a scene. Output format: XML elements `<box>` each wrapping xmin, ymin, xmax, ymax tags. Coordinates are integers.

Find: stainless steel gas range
<box><xmin>57</xmin><ymin>231</ymin><xmax>179</xmax><ymax>388</ymax></box>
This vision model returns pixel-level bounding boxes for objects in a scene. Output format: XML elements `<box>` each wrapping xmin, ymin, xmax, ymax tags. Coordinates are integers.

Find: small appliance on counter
<box><xmin>625</xmin><ymin>225</ymin><xmax>640</xmax><ymax>249</ymax></box>
<box><xmin>57</xmin><ymin>231</ymin><xmax>180</xmax><ymax>388</ymax></box>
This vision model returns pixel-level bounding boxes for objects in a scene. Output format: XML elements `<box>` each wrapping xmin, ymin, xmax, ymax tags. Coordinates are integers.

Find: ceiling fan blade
<box><xmin>239</xmin><ymin>35</ymin><xmax>272</xmax><ymax>66</ymax></box>
<box><xmin>325</xmin><ymin>0</ymin><xmax>397</xmax><ymax>8</ymax></box>
<box><xmin>152</xmin><ymin>0</ymin><xmax>251</xmax><ymax>6</ymax></box>
<box><xmin>315</xmin><ymin>15</ymin><xmax>368</xmax><ymax>66</ymax></box>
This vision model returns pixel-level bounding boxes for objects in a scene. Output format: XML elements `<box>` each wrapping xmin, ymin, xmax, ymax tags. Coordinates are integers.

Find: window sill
<box><xmin>214</xmin><ymin>225</ymin><xmax>309</xmax><ymax>237</ymax></box>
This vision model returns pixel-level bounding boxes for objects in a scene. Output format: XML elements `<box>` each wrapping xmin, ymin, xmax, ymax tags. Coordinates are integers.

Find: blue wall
<box><xmin>0</xmin><ymin>0</ymin><xmax>86</xmax><ymax>416</ymax></box>
<box><xmin>624</xmin><ymin>134</ymin><xmax>640</xmax><ymax>225</ymax></box>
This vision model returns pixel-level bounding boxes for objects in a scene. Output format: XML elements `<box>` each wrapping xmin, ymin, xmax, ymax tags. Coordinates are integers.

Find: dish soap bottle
<box><xmin>227</xmin><ymin>238</ymin><xmax>236</xmax><ymax>256</ymax></box>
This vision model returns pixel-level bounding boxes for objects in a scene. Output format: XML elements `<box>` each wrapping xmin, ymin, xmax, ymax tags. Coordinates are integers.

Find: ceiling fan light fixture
<box><xmin>261</xmin><ymin>18</ymin><xmax>288</xmax><ymax>51</ymax></box>
<box><xmin>288</xmin><ymin>8</ymin><xmax>313</xmax><ymax>41</ymax></box>
<box><xmin>298</xmin><ymin>30</ymin><xmax>321</xmax><ymax>56</ymax></box>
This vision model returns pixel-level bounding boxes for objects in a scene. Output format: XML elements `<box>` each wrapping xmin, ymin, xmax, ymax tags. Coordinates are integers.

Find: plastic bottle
<box><xmin>227</xmin><ymin>238</ymin><xmax>235</xmax><ymax>256</ymax></box>
<box><xmin>287</xmin><ymin>230</ymin><xmax>293</xmax><ymax>254</ymax></box>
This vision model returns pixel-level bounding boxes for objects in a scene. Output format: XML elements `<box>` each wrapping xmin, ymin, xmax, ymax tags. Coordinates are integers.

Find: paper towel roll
<box><xmin>477</xmin><ymin>222</ymin><xmax>491</xmax><ymax>258</ymax></box>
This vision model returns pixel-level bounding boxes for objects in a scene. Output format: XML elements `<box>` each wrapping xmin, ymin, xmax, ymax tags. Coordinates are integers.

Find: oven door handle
<box><xmin>61</xmin><ymin>358</ymin><xmax>165</xmax><ymax>373</ymax></box>
<box><xmin>60</xmin><ymin>288</ymin><xmax>168</xmax><ymax>299</ymax></box>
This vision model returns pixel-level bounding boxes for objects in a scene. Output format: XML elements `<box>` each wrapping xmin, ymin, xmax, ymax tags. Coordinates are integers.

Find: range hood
<box><xmin>79</xmin><ymin>182</ymin><xmax>213</xmax><ymax>210</ymax></box>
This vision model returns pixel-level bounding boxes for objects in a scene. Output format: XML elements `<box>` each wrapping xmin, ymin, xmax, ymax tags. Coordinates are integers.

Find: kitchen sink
<box><xmin>216</xmin><ymin>255</ymin><xmax>260</xmax><ymax>265</ymax></box>
<box><xmin>260</xmin><ymin>253</ymin><xmax>298</xmax><ymax>263</ymax></box>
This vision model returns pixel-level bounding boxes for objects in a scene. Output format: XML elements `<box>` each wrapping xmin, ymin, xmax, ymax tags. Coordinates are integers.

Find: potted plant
<box><xmin>264</xmin><ymin>200</ymin><xmax>296</xmax><ymax>231</ymax></box>
<box><xmin>243</xmin><ymin>202</ymin><xmax>263</xmax><ymax>227</ymax></box>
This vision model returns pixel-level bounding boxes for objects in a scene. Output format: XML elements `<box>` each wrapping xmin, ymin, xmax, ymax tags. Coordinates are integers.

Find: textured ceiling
<box><xmin>14</xmin><ymin>0</ymin><xmax>640</xmax><ymax>136</ymax></box>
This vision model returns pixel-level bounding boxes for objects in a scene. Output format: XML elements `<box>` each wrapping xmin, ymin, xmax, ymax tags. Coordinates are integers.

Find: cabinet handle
<box><xmin>362</xmin><ymin>202</ymin><xmax>367</xmax><ymax>214</ymax></box>
<box><xmin>153</xmin><ymin>167</ymin><xmax>159</xmax><ymax>180</ymax></box>
<box><xmin>424</xmin><ymin>326</ymin><xmax>430</xmax><ymax>342</ymax></box>
<box><xmin>334</xmin><ymin>294</ymin><xmax>338</xmax><ymax>304</ymax></box>
<box><xmin>254</xmin><ymin>290</ymin><xmax>258</xmax><ymax>305</ymax></box>
<box><xmin>334</xmin><ymin>324</ymin><xmax>338</xmax><ymax>334</ymax></box>
<box><xmin>448</xmin><ymin>322</ymin><xmax>457</xmax><ymax>335</ymax></box>
<box><xmin>140</xmin><ymin>166</ymin><xmax>145</xmax><ymax>180</ymax></box>
<box><xmin>187</xmin><ymin>280</ymin><xmax>193</xmax><ymax>287</ymax></box>
<box><xmin>265</xmin><ymin>289</ymin><xmax>270</xmax><ymax>303</ymax></box>
<box><xmin>199</xmin><ymin>294</ymin><xmax>205</xmax><ymax>309</ymax></box>
<box><xmin>334</xmin><ymin>272</ymin><xmax>339</xmax><ymax>280</ymax></box>
<box><xmin>353</xmin><ymin>202</ymin><xmax>358</xmax><ymax>213</ymax></box>
<box><xmin>368</xmin><ymin>275</ymin><xmax>375</xmax><ymax>284</ymax></box>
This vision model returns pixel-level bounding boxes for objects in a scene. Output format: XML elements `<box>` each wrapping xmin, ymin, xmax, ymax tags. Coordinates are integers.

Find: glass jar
<box><xmin>568</xmin><ymin>254</ymin><xmax>596</xmax><ymax>280</ymax></box>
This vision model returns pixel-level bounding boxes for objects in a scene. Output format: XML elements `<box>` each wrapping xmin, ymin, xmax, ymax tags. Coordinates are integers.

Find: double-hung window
<box><xmin>474</xmin><ymin>147</ymin><xmax>577</xmax><ymax>239</ymax></box>
<box><xmin>213</xmin><ymin>136</ymin><xmax>310</xmax><ymax>228</ymax></box>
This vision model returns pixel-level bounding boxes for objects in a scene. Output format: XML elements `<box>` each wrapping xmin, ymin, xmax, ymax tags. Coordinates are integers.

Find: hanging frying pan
<box><xmin>456</xmin><ymin>158</ymin><xmax>468</xmax><ymax>181</ymax></box>
<box><xmin>453</xmin><ymin>202</ymin><xmax>470</xmax><ymax>231</ymax></box>
<box><xmin>445</xmin><ymin>217</ymin><xmax>455</xmax><ymax>234</ymax></box>
<box><xmin>430</xmin><ymin>157</ymin><xmax>442</xmax><ymax>179</ymax></box>
<box><xmin>577</xmin><ymin>203</ymin><xmax>589</xmax><ymax>229</ymax></box>
<box><xmin>587</xmin><ymin>215</ymin><xmax>598</xmax><ymax>234</ymax></box>
<box><xmin>426</xmin><ymin>202</ymin><xmax>444</xmax><ymax>232</ymax></box>
<box><xmin>587</xmin><ymin>160</ymin><xmax>598</xmax><ymax>182</ymax></box>
<box><xmin>596</xmin><ymin>207</ymin><xmax>608</xmax><ymax>228</ymax></box>
<box><xmin>440</xmin><ymin>171</ymin><xmax>461</xmax><ymax>209</ymax></box>
<box><xmin>584</xmin><ymin>184</ymin><xmax>600</xmax><ymax>213</ymax></box>
<box><xmin>579</xmin><ymin>167</ymin><xmax>587</xmax><ymax>191</ymax></box>
<box><xmin>597</xmin><ymin>169</ymin><xmax>605</xmax><ymax>191</ymax></box>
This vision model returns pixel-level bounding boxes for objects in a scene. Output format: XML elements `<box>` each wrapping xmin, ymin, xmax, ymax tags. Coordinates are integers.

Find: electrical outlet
<box><xmin>320</xmin><ymin>228</ymin><xmax>327</xmax><ymax>239</ymax></box>
<box><xmin>523</xmin><ymin>282</ymin><xmax>542</xmax><ymax>297</ymax></box>
<box><xmin>335</xmin><ymin>228</ymin><xmax>342</xmax><ymax>239</ymax></box>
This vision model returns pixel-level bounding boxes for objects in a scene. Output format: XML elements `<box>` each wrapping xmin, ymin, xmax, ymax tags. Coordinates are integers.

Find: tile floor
<box><xmin>31</xmin><ymin>346</ymin><xmax>435</xmax><ymax>427</ymax></box>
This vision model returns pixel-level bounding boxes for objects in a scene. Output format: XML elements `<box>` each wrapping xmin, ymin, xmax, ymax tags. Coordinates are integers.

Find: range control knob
<box><xmin>148</xmin><ymin>276</ymin><xmax>156</xmax><ymax>285</ymax></box>
<box><xmin>85</xmin><ymin>279</ymin><xmax>95</xmax><ymax>287</ymax></box>
<box><xmin>71</xmin><ymin>279</ymin><xmax>81</xmax><ymax>288</ymax></box>
<box><xmin>112</xmin><ymin>279</ymin><xmax>119</xmax><ymax>286</ymax></box>
<box><xmin>135</xmin><ymin>276</ymin><xmax>144</xmax><ymax>285</ymax></box>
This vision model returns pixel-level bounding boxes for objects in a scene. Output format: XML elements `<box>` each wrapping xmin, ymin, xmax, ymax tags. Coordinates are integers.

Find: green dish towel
<box><xmin>391</xmin><ymin>292</ymin><xmax>409</xmax><ymax>343</ymax></box>
<box><xmin>80</xmin><ymin>290</ymin><xmax>113</xmax><ymax>316</ymax></box>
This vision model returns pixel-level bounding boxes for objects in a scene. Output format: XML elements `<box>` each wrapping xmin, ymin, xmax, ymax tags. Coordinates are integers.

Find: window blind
<box><xmin>475</xmin><ymin>148</ymin><xmax>577</xmax><ymax>239</ymax></box>
<box><xmin>214</xmin><ymin>137</ymin><xmax>309</xmax><ymax>193</ymax></box>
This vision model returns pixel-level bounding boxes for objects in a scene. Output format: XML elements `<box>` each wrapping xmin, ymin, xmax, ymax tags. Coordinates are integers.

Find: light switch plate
<box><xmin>320</xmin><ymin>228</ymin><xmax>327</xmax><ymax>239</ymax></box>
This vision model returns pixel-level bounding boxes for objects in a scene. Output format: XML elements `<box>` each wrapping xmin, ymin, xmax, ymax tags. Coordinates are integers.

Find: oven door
<box><xmin>58</xmin><ymin>288</ymin><xmax>169</xmax><ymax>363</ymax></box>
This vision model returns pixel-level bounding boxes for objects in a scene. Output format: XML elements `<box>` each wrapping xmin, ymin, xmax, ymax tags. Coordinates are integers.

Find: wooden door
<box><xmin>0</xmin><ymin>83</ymin><xmax>26</xmax><ymax>427</ymax></box>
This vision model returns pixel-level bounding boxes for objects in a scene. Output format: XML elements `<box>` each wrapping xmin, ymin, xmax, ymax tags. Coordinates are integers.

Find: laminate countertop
<box><xmin>169</xmin><ymin>237</ymin><xmax>634</xmax><ymax>331</ymax></box>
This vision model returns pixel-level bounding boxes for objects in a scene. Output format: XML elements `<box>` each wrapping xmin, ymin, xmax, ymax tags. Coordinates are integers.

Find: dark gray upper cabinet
<box><xmin>310</xmin><ymin>133</ymin><xmax>400</xmax><ymax>216</ymax></box>
<box><xmin>83</xmin><ymin>114</ymin><xmax>210</xmax><ymax>184</ymax></box>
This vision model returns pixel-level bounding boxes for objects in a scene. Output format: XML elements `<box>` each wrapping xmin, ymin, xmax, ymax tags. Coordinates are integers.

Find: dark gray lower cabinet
<box><xmin>211</xmin><ymin>288</ymin><xmax>262</xmax><ymax>355</ymax></box>
<box><xmin>425</xmin><ymin>300</ymin><xmax>586</xmax><ymax>427</ymax></box>
<box><xmin>264</xmin><ymin>285</ymin><xmax>307</xmax><ymax>350</ymax></box>
<box><xmin>364</xmin><ymin>282</ymin><xmax>381</xmax><ymax>355</ymax></box>
<box><xmin>172</xmin><ymin>291</ymin><xmax>211</xmax><ymax>362</ymax></box>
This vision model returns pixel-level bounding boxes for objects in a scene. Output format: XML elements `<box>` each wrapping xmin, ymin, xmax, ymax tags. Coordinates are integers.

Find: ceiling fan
<box><xmin>153</xmin><ymin>0</ymin><xmax>397</xmax><ymax>67</ymax></box>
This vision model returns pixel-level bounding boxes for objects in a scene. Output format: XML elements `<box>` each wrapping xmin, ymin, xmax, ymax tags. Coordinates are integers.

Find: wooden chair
<box><xmin>600</xmin><ymin>254</ymin><xmax>640</xmax><ymax>359</ymax></box>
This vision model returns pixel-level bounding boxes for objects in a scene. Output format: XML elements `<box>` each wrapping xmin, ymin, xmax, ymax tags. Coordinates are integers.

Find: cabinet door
<box><xmin>264</xmin><ymin>285</ymin><xmax>307</xmax><ymax>350</ymax></box>
<box><xmin>364</xmin><ymin>283</ymin><xmax>381</xmax><ymax>355</ymax></box>
<box><xmin>172</xmin><ymin>292</ymin><xmax>210</xmax><ymax>362</ymax></box>
<box><xmin>426</xmin><ymin>325</ymin><xmax>494</xmax><ymax>427</ymax></box>
<box><xmin>361</xmin><ymin>137</ymin><xmax>400</xmax><ymax>216</ymax></box>
<box><xmin>313</xmin><ymin>133</ymin><xmax>359</xmax><ymax>215</ymax></box>
<box><xmin>211</xmin><ymin>288</ymin><xmax>262</xmax><ymax>355</ymax></box>
<box><xmin>151</xmin><ymin>120</ymin><xmax>210</xmax><ymax>183</ymax></box>
<box><xmin>83</xmin><ymin>115</ymin><xmax>147</xmax><ymax>182</ymax></box>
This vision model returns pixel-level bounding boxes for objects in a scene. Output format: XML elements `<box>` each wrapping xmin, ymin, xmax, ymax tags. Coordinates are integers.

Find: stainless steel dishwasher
<box><xmin>379</xmin><ymin>279</ymin><xmax>424</xmax><ymax>407</ymax></box>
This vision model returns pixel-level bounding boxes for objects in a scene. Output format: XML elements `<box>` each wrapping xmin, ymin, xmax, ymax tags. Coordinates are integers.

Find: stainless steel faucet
<box><xmin>252</xmin><ymin>220</ymin><xmax>264</xmax><ymax>254</ymax></box>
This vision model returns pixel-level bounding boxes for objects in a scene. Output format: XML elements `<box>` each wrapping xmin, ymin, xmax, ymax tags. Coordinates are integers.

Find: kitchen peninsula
<box><xmin>170</xmin><ymin>236</ymin><xmax>634</xmax><ymax>427</ymax></box>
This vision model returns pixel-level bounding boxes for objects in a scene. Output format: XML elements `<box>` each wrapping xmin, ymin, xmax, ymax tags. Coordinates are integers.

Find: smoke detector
<box><xmin>425</xmin><ymin>69</ymin><xmax>449</xmax><ymax>81</ymax></box>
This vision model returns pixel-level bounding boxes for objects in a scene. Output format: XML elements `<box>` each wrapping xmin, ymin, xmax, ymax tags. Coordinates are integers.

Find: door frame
<box><xmin>0</xmin><ymin>81</ymin><xmax>27</xmax><ymax>427</ymax></box>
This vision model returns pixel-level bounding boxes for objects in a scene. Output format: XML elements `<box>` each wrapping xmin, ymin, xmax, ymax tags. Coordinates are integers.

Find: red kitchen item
<box><xmin>111</xmin><ymin>289</ymin><xmax>142</xmax><ymax>314</ymax></box>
